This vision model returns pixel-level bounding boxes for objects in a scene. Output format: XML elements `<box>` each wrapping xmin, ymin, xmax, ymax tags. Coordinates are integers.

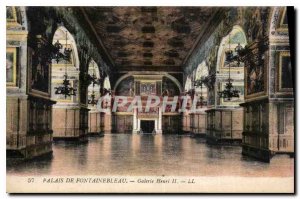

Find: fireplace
<box><xmin>140</xmin><ymin>120</ymin><xmax>155</xmax><ymax>134</ymax></box>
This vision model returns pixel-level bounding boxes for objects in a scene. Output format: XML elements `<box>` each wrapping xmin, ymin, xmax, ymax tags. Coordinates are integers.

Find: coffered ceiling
<box><xmin>81</xmin><ymin>7</ymin><xmax>222</xmax><ymax>69</ymax></box>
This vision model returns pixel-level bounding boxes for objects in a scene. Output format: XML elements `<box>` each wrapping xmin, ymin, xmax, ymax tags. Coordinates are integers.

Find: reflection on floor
<box><xmin>7</xmin><ymin>134</ymin><xmax>294</xmax><ymax>177</ymax></box>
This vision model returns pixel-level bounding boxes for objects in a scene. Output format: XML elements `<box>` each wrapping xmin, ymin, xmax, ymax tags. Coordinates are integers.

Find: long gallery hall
<box><xmin>6</xmin><ymin>6</ymin><xmax>294</xmax><ymax>177</ymax></box>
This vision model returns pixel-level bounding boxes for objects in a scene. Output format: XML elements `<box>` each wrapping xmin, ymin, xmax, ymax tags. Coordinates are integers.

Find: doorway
<box><xmin>140</xmin><ymin>120</ymin><xmax>155</xmax><ymax>134</ymax></box>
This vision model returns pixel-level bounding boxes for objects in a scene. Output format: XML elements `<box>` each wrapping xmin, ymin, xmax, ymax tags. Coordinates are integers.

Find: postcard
<box><xmin>6</xmin><ymin>5</ymin><xmax>295</xmax><ymax>193</ymax></box>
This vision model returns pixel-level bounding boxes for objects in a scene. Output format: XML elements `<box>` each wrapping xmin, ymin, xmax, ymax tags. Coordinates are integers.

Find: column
<box><xmin>156</xmin><ymin>107</ymin><xmax>162</xmax><ymax>134</ymax></box>
<box><xmin>132</xmin><ymin>108</ymin><xmax>139</xmax><ymax>133</ymax></box>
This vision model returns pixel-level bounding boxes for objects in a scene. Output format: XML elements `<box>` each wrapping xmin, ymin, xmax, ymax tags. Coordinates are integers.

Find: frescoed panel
<box><xmin>162</xmin><ymin>77</ymin><xmax>180</xmax><ymax>97</ymax></box>
<box><xmin>140</xmin><ymin>82</ymin><xmax>156</xmax><ymax>96</ymax></box>
<box><xmin>220</xmin><ymin>31</ymin><xmax>247</xmax><ymax>69</ymax></box>
<box><xmin>116</xmin><ymin>76</ymin><xmax>134</xmax><ymax>96</ymax></box>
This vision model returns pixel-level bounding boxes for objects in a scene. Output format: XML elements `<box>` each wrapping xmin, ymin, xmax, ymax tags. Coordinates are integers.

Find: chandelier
<box><xmin>102</xmin><ymin>88</ymin><xmax>112</xmax><ymax>96</ymax></box>
<box><xmin>88</xmin><ymin>90</ymin><xmax>98</xmax><ymax>106</ymax></box>
<box><xmin>184</xmin><ymin>88</ymin><xmax>195</xmax><ymax>103</ymax></box>
<box><xmin>53</xmin><ymin>33</ymin><xmax>73</xmax><ymax>64</ymax></box>
<box><xmin>193</xmin><ymin>78</ymin><xmax>205</xmax><ymax>108</ymax></box>
<box><xmin>218</xmin><ymin>34</ymin><xmax>240</xmax><ymax>101</ymax></box>
<box><xmin>225</xmin><ymin>42</ymin><xmax>245</xmax><ymax>67</ymax></box>
<box><xmin>54</xmin><ymin>31</ymin><xmax>77</xmax><ymax>98</ymax></box>
<box><xmin>88</xmin><ymin>62</ymin><xmax>100</xmax><ymax>106</ymax></box>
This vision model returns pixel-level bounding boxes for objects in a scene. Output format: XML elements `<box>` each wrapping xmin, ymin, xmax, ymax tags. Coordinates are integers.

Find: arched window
<box><xmin>217</xmin><ymin>25</ymin><xmax>247</xmax><ymax>71</ymax></box>
<box><xmin>195</xmin><ymin>61</ymin><xmax>208</xmax><ymax>102</ymax></box>
<box><xmin>51</xmin><ymin>26</ymin><xmax>80</xmax><ymax>103</ymax></box>
<box><xmin>87</xmin><ymin>60</ymin><xmax>101</xmax><ymax>108</ymax></box>
<box><xmin>184</xmin><ymin>76</ymin><xmax>192</xmax><ymax>92</ymax></box>
<box><xmin>162</xmin><ymin>76</ymin><xmax>180</xmax><ymax>97</ymax></box>
<box><xmin>195</xmin><ymin>61</ymin><xmax>209</xmax><ymax>80</ymax></box>
<box><xmin>115</xmin><ymin>76</ymin><xmax>134</xmax><ymax>96</ymax></box>
<box><xmin>216</xmin><ymin>25</ymin><xmax>247</xmax><ymax>105</ymax></box>
<box><xmin>104</xmin><ymin>76</ymin><xmax>111</xmax><ymax>91</ymax></box>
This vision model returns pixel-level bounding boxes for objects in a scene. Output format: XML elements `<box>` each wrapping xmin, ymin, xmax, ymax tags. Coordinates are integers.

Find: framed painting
<box><xmin>6</xmin><ymin>47</ymin><xmax>17</xmax><ymax>87</ymax></box>
<box><xmin>27</xmin><ymin>45</ymin><xmax>52</xmax><ymax>98</ymax></box>
<box><xmin>6</xmin><ymin>6</ymin><xmax>17</xmax><ymax>23</ymax></box>
<box><xmin>276</xmin><ymin>51</ymin><xmax>293</xmax><ymax>93</ymax></box>
<box><xmin>244</xmin><ymin>42</ymin><xmax>268</xmax><ymax>100</ymax></box>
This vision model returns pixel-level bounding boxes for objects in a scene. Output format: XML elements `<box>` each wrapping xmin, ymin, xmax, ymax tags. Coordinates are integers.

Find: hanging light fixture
<box><xmin>218</xmin><ymin>34</ymin><xmax>240</xmax><ymax>101</ymax></box>
<box><xmin>53</xmin><ymin>40</ymin><xmax>63</xmax><ymax>63</ymax></box>
<box><xmin>52</xmin><ymin>32</ymin><xmax>73</xmax><ymax>64</ymax></box>
<box><xmin>88</xmin><ymin>61</ymin><xmax>99</xmax><ymax>106</ymax></box>
<box><xmin>54</xmin><ymin>31</ymin><xmax>77</xmax><ymax>98</ymax></box>
<box><xmin>88</xmin><ymin>91</ymin><xmax>98</xmax><ymax>106</ymax></box>
<box><xmin>191</xmin><ymin>73</ymin><xmax>216</xmax><ymax>107</ymax></box>
<box><xmin>89</xmin><ymin>64</ymin><xmax>100</xmax><ymax>87</ymax></box>
<box><xmin>102</xmin><ymin>88</ymin><xmax>112</xmax><ymax>96</ymax></box>
<box><xmin>193</xmin><ymin>78</ymin><xmax>205</xmax><ymax>108</ymax></box>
